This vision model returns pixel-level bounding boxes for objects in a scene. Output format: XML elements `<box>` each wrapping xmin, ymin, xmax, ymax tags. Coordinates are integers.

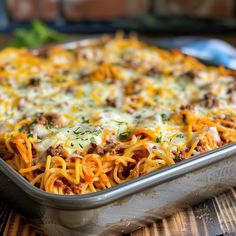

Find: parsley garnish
<box><xmin>176</xmin><ymin>134</ymin><xmax>184</xmax><ymax>138</ymax></box>
<box><xmin>161</xmin><ymin>113</ymin><xmax>169</xmax><ymax>123</ymax></box>
<box><xmin>155</xmin><ymin>136</ymin><xmax>162</xmax><ymax>143</ymax></box>
<box><xmin>135</xmin><ymin>115</ymin><xmax>142</xmax><ymax>119</ymax></box>
<box><xmin>73</xmin><ymin>127</ymin><xmax>102</xmax><ymax>136</ymax></box>
<box><xmin>26</xmin><ymin>129</ymin><xmax>33</xmax><ymax>138</ymax></box>
<box><xmin>119</xmin><ymin>130</ymin><xmax>131</xmax><ymax>140</ymax></box>
<box><xmin>174</xmin><ymin>155</ymin><xmax>181</xmax><ymax>161</ymax></box>
<box><xmin>18</xmin><ymin>127</ymin><xmax>24</xmax><ymax>132</ymax></box>
<box><xmin>115</xmin><ymin>121</ymin><xmax>126</xmax><ymax>125</ymax></box>
<box><xmin>73</xmin><ymin>127</ymin><xmax>81</xmax><ymax>135</ymax></box>
<box><xmin>81</xmin><ymin>116</ymin><xmax>89</xmax><ymax>124</ymax></box>
<box><xmin>47</xmin><ymin>124</ymin><xmax>54</xmax><ymax>130</ymax></box>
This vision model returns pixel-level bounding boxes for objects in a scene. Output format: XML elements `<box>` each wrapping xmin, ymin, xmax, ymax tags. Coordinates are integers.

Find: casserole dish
<box><xmin>1</xmin><ymin>143</ymin><xmax>236</xmax><ymax>235</ymax></box>
<box><xmin>0</xmin><ymin>38</ymin><xmax>236</xmax><ymax>236</ymax></box>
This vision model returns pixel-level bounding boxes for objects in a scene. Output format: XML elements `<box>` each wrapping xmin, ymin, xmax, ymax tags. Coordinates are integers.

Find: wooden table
<box><xmin>1</xmin><ymin>188</ymin><xmax>236</xmax><ymax>236</ymax></box>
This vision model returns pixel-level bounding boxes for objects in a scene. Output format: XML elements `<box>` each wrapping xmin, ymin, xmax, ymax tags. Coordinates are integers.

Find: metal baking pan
<box><xmin>1</xmin><ymin>39</ymin><xmax>236</xmax><ymax>236</ymax></box>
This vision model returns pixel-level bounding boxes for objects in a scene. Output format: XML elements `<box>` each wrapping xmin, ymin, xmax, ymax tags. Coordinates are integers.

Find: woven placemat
<box><xmin>1</xmin><ymin>188</ymin><xmax>236</xmax><ymax>236</ymax></box>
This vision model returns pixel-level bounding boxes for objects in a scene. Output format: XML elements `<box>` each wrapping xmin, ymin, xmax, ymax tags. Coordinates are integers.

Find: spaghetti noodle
<box><xmin>0</xmin><ymin>35</ymin><xmax>236</xmax><ymax>195</ymax></box>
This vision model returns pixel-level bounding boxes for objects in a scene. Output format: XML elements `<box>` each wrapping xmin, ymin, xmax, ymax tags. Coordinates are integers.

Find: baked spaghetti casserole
<box><xmin>0</xmin><ymin>35</ymin><xmax>236</xmax><ymax>195</ymax></box>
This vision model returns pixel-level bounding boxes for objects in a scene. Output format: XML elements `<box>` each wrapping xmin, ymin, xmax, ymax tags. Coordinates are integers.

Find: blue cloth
<box><xmin>157</xmin><ymin>37</ymin><xmax>236</xmax><ymax>70</ymax></box>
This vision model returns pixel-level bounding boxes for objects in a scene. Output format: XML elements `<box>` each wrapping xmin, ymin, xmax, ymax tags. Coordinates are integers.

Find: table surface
<box><xmin>0</xmin><ymin>33</ymin><xmax>236</xmax><ymax>236</ymax></box>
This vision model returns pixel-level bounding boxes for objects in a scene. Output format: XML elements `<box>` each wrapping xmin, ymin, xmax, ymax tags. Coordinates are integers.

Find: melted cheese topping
<box><xmin>1</xmin><ymin>36</ymin><xmax>236</xmax><ymax>195</ymax></box>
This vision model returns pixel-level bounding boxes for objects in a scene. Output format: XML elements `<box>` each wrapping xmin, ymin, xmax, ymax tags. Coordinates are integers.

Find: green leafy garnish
<box><xmin>161</xmin><ymin>113</ymin><xmax>169</xmax><ymax>123</ymax></box>
<box><xmin>73</xmin><ymin>127</ymin><xmax>101</xmax><ymax>136</ymax></box>
<box><xmin>47</xmin><ymin>124</ymin><xmax>55</xmax><ymax>130</ymax></box>
<box><xmin>119</xmin><ymin>130</ymin><xmax>131</xmax><ymax>140</ymax></box>
<box><xmin>27</xmin><ymin>133</ymin><xmax>33</xmax><ymax>138</ymax></box>
<box><xmin>135</xmin><ymin>115</ymin><xmax>142</xmax><ymax>119</ymax></box>
<box><xmin>176</xmin><ymin>134</ymin><xmax>184</xmax><ymax>138</ymax></box>
<box><xmin>174</xmin><ymin>155</ymin><xmax>181</xmax><ymax>161</ymax></box>
<box><xmin>155</xmin><ymin>136</ymin><xmax>162</xmax><ymax>143</ymax></box>
<box><xmin>18</xmin><ymin>127</ymin><xmax>24</xmax><ymax>132</ymax></box>
<box><xmin>9</xmin><ymin>20</ymin><xmax>65</xmax><ymax>49</ymax></box>
<box><xmin>81</xmin><ymin>116</ymin><xmax>89</xmax><ymax>124</ymax></box>
<box><xmin>73</xmin><ymin>127</ymin><xmax>81</xmax><ymax>135</ymax></box>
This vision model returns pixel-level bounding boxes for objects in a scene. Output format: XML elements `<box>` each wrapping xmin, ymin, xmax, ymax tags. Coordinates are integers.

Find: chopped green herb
<box><xmin>93</xmin><ymin>129</ymin><xmax>102</xmax><ymax>136</ymax></box>
<box><xmin>26</xmin><ymin>128</ymin><xmax>34</xmax><ymax>137</ymax></box>
<box><xmin>81</xmin><ymin>116</ymin><xmax>89</xmax><ymax>124</ymax></box>
<box><xmin>18</xmin><ymin>127</ymin><xmax>24</xmax><ymax>132</ymax></box>
<box><xmin>135</xmin><ymin>115</ymin><xmax>142</xmax><ymax>119</ymax></box>
<box><xmin>81</xmin><ymin>138</ymin><xmax>89</xmax><ymax>141</ymax></box>
<box><xmin>161</xmin><ymin>113</ymin><xmax>169</xmax><ymax>123</ymax></box>
<box><xmin>79</xmin><ymin>143</ymin><xmax>83</xmax><ymax>149</ymax></box>
<box><xmin>73</xmin><ymin>126</ymin><xmax>101</xmax><ymax>136</ymax></box>
<box><xmin>176</xmin><ymin>134</ymin><xmax>184</xmax><ymax>138</ymax></box>
<box><xmin>115</xmin><ymin>120</ymin><xmax>126</xmax><ymax>126</ymax></box>
<box><xmin>73</xmin><ymin>127</ymin><xmax>81</xmax><ymax>135</ymax></box>
<box><xmin>119</xmin><ymin>130</ymin><xmax>131</xmax><ymax>140</ymax></box>
<box><xmin>174</xmin><ymin>155</ymin><xmax>181</xmax><ymax>161</ymax></box>
<box><xmin>71</xmin><ymin>143</ymin><xmax>74</xmax><ymax>147</ymax></box>
<box><xmin>47</xmin><ymin>124</ymin><xmax>54</xmax><ymax>129</ymax></box>
<box><xmin>155</xmin><ymin>136</ymin><xmax>162</xmax><ymax>143</ymax></box>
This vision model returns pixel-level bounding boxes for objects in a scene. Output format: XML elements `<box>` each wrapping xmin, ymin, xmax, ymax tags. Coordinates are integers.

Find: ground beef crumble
<box><xmin>35</xmin><ymin>113</ymin><xmax>62</xmax><ymax>128</ymax></box>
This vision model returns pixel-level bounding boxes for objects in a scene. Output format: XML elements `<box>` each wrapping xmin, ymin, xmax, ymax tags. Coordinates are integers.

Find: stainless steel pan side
<box><xmin>0</xmin><ymin>38</ymin><xmax>236</xmax><ymax>235</ymax></box>
<box><xmin>0</xmin><ymin>142</ymin><xmax>236</xmax><ymax>209</ymax></box>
